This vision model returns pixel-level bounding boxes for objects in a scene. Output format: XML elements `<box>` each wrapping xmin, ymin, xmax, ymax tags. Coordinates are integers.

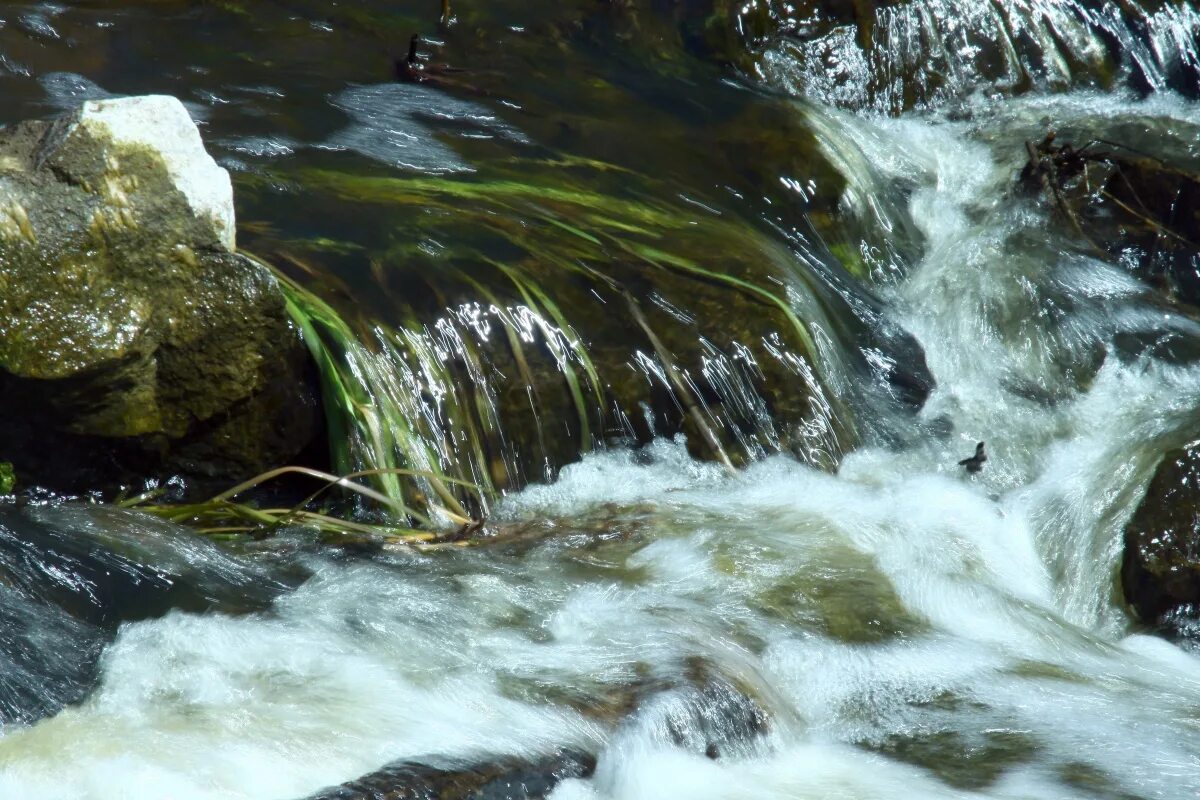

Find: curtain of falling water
<box><xmin>759</xmin><ymin>0</ymin><xmax>1200</xmax><ymax>112</ymax></box>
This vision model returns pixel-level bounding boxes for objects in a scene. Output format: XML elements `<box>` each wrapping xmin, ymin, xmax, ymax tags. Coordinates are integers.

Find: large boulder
<box><xmin>0</xmin><ymin>95</ymin><xmax>318</xmax><ymax>494</ymax></box>
<box><xmin>1123</xmin><ymin>444</ymin><xmax>1200</xmax><ymax>635</ymax></box>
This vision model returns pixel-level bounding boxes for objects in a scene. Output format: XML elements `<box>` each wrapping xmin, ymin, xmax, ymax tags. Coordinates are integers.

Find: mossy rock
<box><xmin>862</xmin><ymin>727</ymin><xmax>1040</xmax><ymax>790</ymax></box>
<box><xmin>0</xmin><ymin>96</ymin><xmax>319</xmax><ymax>494</ymax></box>
<box><xmin>754</xmin><ymin>543</ymin><xmax>928</xmax><ymax>643</ymax></box>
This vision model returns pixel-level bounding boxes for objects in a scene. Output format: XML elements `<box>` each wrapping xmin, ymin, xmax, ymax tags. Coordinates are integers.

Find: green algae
<box><xmin>864</xmin><ymin>727</ymin><xmax>1041</xmax><ymax>790</ymax></box>
<box><xmin>752</xmin><ymin>543</ymin><xmax>929</xmax><ymax>643</ymax></box>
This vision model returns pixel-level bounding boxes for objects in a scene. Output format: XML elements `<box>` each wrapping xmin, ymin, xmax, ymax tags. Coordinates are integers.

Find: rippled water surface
<box><xmin>2</xmin><ymin>2</ymin><xmax>1200</xmax><ymax>798</ymax></box>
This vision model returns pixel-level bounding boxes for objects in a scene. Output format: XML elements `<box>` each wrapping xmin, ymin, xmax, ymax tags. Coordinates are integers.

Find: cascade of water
<box><xmin>0</xmin><ymin>2</ymin><xmax>1198</xmax><ymax>799</ymax></box>
<box><xmin>3</xmin><ymin>85</ymin><xmax>1198</xmax><ymax>800</ymax></box>
<box><xmin>758</xmin><ymin>0</ymin><xmax>1200</xmax><ymax>112</ymax></box>
<box><xmin>273</xmin><ymin>164</ymin><xmax>884</xmax><ymax>516</ymax></box>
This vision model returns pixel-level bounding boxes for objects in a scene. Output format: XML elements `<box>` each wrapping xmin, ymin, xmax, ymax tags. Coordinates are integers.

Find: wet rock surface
<box><xmin>751</xmin><ymin>0</ymin><xmax>1200</xmax><ymax>111</ymax></box>
<box><xmin>0</xmin><ymin>95</ymin><xmax>319</xmax><ymax>495</ymax></box>
<box><xmin>303</xmin><ymin>750</ymin><xmax>596</xmax><ymax>800</ymax></box>
<box><xmin>1123</xmin><ymin>443</ymin><xmax>1200</xmax><ymax>635</ymax></box>
<box><xmin>0</xmin><ymin>503</ymin><xmax>289</xmax><ymax>726</ymax></box>
<box><xmin>305</xmin><ymin>661</ymin><xmax>772</xmax><ymax>800</ymax></box>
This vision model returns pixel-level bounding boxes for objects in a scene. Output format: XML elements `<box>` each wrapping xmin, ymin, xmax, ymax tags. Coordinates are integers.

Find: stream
<box><xmin>1</xmin><ymin>2</ymin><xmax>1200</xmax><ymax>798</ymax></box>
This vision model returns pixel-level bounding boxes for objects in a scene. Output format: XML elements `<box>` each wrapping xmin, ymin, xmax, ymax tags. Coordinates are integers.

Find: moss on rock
<box><xmin>0</xmin><ymin>96</ymin><xmax>319</xmax><ymax>494</ymax></box>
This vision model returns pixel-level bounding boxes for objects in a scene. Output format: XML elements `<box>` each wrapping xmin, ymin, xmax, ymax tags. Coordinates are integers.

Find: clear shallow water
<box><xmin>3</xmin><ymin>85</ymin><xmax>1200</xmax><ymax>797</ymax></box>
<box><xmin>2</xmin><ymin>1</ymin><xmax>1200</xmax><ymax>798</ymax></box>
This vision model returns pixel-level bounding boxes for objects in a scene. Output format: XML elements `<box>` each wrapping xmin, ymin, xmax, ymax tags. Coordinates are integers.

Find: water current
<box><xmin>0</xmin><ymin>2</ymin><xmax>1199</xmax><ymax>798</ymax></box>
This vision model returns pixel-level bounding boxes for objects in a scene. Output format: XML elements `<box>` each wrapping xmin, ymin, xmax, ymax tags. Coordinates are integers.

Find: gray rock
<box><xmin>303</xmin><ymin>750</ymin><xmax>596</xmax><ymax>800</ymax></box>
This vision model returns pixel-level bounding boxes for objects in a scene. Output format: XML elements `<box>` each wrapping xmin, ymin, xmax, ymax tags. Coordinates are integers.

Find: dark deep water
<box><xmin>1</xmin><ymin>2</ymin><xmax>1200</xmax><ymax>798</ymax></box>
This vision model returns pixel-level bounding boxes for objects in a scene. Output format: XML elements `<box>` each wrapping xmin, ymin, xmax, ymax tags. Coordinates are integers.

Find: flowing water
<box><xmin>1</xmin><ymin>2</ymin><xmax>1200</xmax><ymax>798</ymax></box>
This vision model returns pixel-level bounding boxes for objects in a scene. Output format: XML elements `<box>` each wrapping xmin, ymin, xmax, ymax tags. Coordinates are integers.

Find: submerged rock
<box><xmin>305</xmin><ymin>659</ymin><xmax>771</xmax><ymax>799</ymax></box>
<box><xmin>1122</xmin><ymin>444</ymin><xmax>1200</xmax><ymax>635</ymax></box>
<box><xmin>0</xmin><ymin>95</ymin><xmax>318</xmax><ymax>493</ymax></box>
<box><xmin>303</xmin><ymin>750</ymin><xmax>596</xmax><ymax>800</ymax></box>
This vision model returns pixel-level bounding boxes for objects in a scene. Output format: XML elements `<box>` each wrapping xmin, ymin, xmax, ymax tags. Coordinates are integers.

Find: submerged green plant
<box><xmin>280</xmin><ymin>162</ymin><xmax>856</xmax><ymax>449</ymax></box>
<box><xmin>263</xmin><ymin>257</ymin><xmax>487</xmax><ymax>526</ymax></box>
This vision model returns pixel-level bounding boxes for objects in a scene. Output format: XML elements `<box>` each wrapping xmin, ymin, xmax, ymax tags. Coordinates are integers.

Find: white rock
<box><xmin>70</xmin><ymin>95</ymin><xmax>236</xmax><ymax>250</ymax></box>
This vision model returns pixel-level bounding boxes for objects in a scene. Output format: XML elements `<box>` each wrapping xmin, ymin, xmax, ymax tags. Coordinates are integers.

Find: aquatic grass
<box><xmin>623</xmin><ymin>290</ymin><xmax>737</xmax><ymax>473</ymax></box>
<box><xmin>218</xmin><ymin>158</ymin><xmax>859</xmax><ymax>533</ymax></box>
<box><xmin>287</xmin><ymin>165</ymin><xmax>835</xmax><ymax>366</ymax></box>
<box><xmin>489</xmin><ymin>259</ymin><xmax>602</xmax><ymax>452</ymax></box>
<box><xmin>124</xmin><ymin>464</ymin><xmax>486</xmax><ymax>541</ymax></box>
<box><xmin>259</xmin><ymin>254</ymin><xmax>486</xmax><ymax>523</ymax></box>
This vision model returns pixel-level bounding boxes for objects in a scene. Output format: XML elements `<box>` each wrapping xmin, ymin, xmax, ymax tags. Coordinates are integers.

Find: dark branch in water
<box><xmin>393</xmin><ymin>32</ymin><xmax>480</xmax><ymax>93</ymax></box>
<box><xmin>1022</xmin><ymin>135</ymin><xmax>1103</xmax><ymax>255</ymax></box>
<box><xmin>958</xmin><ymin>441</ymin><xmax>986</xmax><ymax>474</ymax></box>
<box><xmin>1022</xmin><ymin>135</ymin><xmax>1099</xmax><ymax>253</ymax></box>
<box><xmin>395</xmin><ymin>34</ymin><xmax>427</xmax><ymax>82</ymax></box>
<box><xmin>1020</xmin><ymin>132</ymin><xmax>1200</xmax><ymax>258</ymax></box>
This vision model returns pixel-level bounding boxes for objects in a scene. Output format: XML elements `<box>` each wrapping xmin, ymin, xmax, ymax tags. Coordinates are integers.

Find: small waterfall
<box><xmin>267</xmin><ymin>152</ymin><xmax>927</xmax><ymax>519</ymax></box>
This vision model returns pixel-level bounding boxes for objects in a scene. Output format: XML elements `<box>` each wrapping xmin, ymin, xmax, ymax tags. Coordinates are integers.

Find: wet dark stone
<box><xmin>1123</xmin><ymin>444</ymin><xmax>1200</xmax><ymax>634</ymax></box>
<box><xmin>0</xmin><ymin>504</ymin><xmax>291</xmax><ymax>725</ymax></box>
<box><xmin>0</xmin><ymin>581</ymin><xmax>103</xmax><ymax>725</ymax></box>
<box><xmin>656</xmin><ymin>667</ymin><xmax>772</xmax><ymax>759</ymax></box>
<box><xmin>305</xmin><ymin>659</ymin><xmax>772</xmax><ymax>800</ymax></box>
<box><xmin>303</xmin><ymin>749</ymin><xmax>596</xmax><ymax>800</ymax></box>
<box><xmin>0</xmin><ymin>505</ymin><xmax>285</xmax><ymax>628</ymax></box>
<box><xmin>1020</xmin><ymin>131</ymin><xmax>1200</xmax><ymax>311</ymax></box>
<box><xmin>863</xmin><ymin>727</ymin><xmax>1039</xmax><ymax>790</ymax></box>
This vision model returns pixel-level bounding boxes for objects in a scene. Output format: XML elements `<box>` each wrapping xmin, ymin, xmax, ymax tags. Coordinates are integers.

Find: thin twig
<box><xmin>1025</xmin><ymin>140</ymin><xmax>1105</xmax><ymax>257</ymax></box>
<box><xmin>1100</xmin><ymin>189</ymin><xmax>1196</xmax><ymax>247</ymax></box>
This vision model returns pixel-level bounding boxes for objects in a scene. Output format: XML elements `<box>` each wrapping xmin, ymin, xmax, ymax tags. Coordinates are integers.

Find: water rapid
<box><xmin>1</xmin><ymin>2</ymin><xmax>1199</xmax><ymax>798</ymax></box>
<box><xmin>1</xmin><ymin>85</ymin><xmax>1199</xmax><ymax>797</ymax></box>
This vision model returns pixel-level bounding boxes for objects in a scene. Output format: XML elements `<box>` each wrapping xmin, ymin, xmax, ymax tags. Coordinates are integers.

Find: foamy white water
<box><xmin>2</xmin><ymin>89</ymin><xmax>1200</xmax><ymax>800</ymax></box>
